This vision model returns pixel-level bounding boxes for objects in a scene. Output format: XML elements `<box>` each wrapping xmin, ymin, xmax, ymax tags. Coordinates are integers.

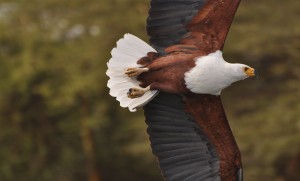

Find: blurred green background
<box><xmin>0</xmin><ymin>0</ymin><xmax>299</xmax><ymax>181</ymax></box>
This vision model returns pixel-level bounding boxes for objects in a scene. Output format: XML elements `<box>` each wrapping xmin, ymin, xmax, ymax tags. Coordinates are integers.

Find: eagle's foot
<box><xmin>125</xmin><ymin>67</ymin><xmax>148</xmax><ymax>77</ymax></box>
<box><xmin>127</xmin><ymin>86</ymin><xmax>150</xmax><ymax>98</ymax></box>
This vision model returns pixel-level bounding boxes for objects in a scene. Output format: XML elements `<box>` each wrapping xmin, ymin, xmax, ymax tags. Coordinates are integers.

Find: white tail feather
<box><xmin>106</xmin><ymin>33</ymin><xmax>159</xmax><ymax>112</ymax></box>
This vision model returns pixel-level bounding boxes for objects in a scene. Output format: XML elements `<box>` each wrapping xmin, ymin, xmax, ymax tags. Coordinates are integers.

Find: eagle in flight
<box><xmin>107</xmin><ymin>0</ymin><xmax>256</xmax><ymax>180</ymax></box>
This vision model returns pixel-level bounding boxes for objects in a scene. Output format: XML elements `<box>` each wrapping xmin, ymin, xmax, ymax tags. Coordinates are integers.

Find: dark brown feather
<box><xmin>183</xmin><ymin>0</ymin><xmax>241</xmax><ymax>52</ymax></box>
<box><xmin>165</xmin><ymin>0</ymin><xmax>241</xmax><ymax>54</ymax></box>
<box><xmin>184</xmin><ymin>94</ymin><xmax>242</xmax><ymax>181</ymax></box>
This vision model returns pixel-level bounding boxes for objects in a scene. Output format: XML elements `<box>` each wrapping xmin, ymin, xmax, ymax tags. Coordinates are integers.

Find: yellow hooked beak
<box><xmin>244</xmin><ymin>67</ymin><xmax>256</xmax><ymax>77</ymax></box>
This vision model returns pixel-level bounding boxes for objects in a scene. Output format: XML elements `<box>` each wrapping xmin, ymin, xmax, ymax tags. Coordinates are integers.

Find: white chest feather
<box><xmin>184</xmin><ymin>51</ymin><xmax>240</xmax><ymax>95</ymax></box>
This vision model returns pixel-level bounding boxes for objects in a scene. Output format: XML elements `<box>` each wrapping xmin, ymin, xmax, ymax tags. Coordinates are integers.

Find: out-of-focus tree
<box><xmin>0</xmin><ymin>0</ymin><xmax>161</xmax><ymax>181</ymax></box>
<box><xmin>0</xmin><ymin>0</ymin><xmax>299</xmax><ymax>181</ymax></box>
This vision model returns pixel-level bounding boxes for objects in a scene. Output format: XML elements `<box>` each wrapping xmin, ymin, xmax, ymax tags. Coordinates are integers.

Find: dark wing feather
<box><xmin>145</xmin><ymin>92</ymin><xmax>220</xmax><ymax>181</ymax></box>
<box><xmin>147</xmin><ymin>0</ymin><xmax>206</xmax><ymax>54</ymax></box>
<box><xmin>147</xmin><ymin>0</ymin><xmax>241</xmax><ymax>55</ymax></box>
<box><xmin>183</xmin><ymin>0</ymin><xmax>241</xmax><ymax>51</ymax></box>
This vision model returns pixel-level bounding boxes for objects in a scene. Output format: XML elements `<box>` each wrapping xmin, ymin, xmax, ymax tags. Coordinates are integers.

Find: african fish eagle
<box><xmin>106</xmin><ymin>0</ymin><xmax>256</xmax><ymax>180</ymax></box>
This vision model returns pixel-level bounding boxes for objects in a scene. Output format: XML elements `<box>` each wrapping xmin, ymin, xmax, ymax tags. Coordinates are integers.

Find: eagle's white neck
<box><xmin>184</xmin><ymin>51</ymin><xmax>246</xmax><ymax>95</ymax></box>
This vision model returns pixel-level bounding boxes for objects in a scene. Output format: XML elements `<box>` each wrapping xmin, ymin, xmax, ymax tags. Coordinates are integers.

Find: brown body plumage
<box><xmin>138</xmin><ymin>53</ymin><xmax>196</xmax><ymax>94</ymax></box>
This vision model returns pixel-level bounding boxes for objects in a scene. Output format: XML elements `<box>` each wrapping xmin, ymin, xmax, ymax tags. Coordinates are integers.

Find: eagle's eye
<box><xmin>244</xmin><ymin>67</ymin><xmax>249</xmax><ymax>72</ymax></box>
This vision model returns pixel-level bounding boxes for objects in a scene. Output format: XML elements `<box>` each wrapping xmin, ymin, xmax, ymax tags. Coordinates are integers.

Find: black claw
<box><xmin>127</xmin><ymin>88</ymin><xmax>132</xmax><ymax>95</ymax></box>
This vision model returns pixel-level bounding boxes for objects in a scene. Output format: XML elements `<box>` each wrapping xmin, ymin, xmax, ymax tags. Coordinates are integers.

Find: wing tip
<box><xmin>237</xmin><ymin>167</ymin><xmax>243</xmax><ymax>181</ymax></box>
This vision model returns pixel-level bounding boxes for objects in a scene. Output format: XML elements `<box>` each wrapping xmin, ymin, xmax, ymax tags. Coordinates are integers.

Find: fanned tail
<box><xmin>106</xmin><ymin>33</ymin><xmax>159</xmax><ymax>112</ymax></box>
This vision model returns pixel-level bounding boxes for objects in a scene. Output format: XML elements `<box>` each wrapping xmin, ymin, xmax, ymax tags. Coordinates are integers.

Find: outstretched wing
<box><xmin>147</xmin><ymin>0</ymin><xmax>241</xmax><ymax>54</ymax></box>
<box><xmin>145</xmin><ymin>92</ymin><xmax>220</xmax><ymax>181</ymax></box>
<box><xmin>144</xmin><ymin>0</ymin><xmax>243</xmax><ymax>181</ymax></box>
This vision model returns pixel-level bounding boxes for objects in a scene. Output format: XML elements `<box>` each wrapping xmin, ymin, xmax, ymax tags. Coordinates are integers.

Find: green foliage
<box><xmin>0</xmin><ymin>0</ymin><xmax>299</xmax><ymax>180</ymax></box>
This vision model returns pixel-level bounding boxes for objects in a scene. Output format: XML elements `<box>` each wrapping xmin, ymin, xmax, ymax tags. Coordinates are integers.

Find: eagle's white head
<box><xmin>226</xmin><ymin>63</ymin><xmax>256</xmax><ymax>81</ymax></box>
<box><xmin>184</xmin><ymin>50</ymin><xmax>256</xmax><ymax>95</ymax></box>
